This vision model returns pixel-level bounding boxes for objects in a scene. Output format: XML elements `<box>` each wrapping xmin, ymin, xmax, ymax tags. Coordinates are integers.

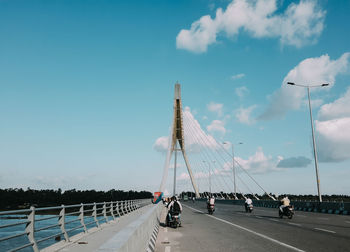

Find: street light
<box><xmin>287</xmin><ymin>82</ymin><xmax>329</xmax><ymax>202</ymax></box>
<box><xmin>203</xmin><ymin>161</ymin><xmax>211</xmax><ymax>196</ymax></box>
<box><xmin>223</xmin><ymin>141</ymin><xmax>243</xmax><ymax>199</ymax></box>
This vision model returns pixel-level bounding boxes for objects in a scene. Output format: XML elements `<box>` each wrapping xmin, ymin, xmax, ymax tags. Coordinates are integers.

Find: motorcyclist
<box><xmin>245</xmin><ymin>197</ymin><xmax>253</xmax><ymax>212</ymax></box>
<box><xmin>207</xmin><ymin>195</ymin><xmax>215</xmax><ymax>209</ymax></box>
<box><xmin>279</xmin><ymin>196</ymin><xmax>290</xmax><ymax>214</ymax></box>
<box><xmin>167</xmin><ymin>196</ymin><xmax>182</xmax><ymax>226</ymax></box>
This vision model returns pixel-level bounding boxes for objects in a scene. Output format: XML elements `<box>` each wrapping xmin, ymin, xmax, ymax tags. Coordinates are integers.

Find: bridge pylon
<box><xmin>159</xmin><ymin>83</ymin><xmax>200</xmax><ymax>198</ymax></box>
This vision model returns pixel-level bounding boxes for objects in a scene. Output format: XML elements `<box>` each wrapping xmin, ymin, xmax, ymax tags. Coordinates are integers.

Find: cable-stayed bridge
<box><xmin>1</xmin><ymin>83</ymin><xmax>349</xmax><ymax>252</ymax></box>
<box><xmin>159</xmin><ymin>83</ymin><xmax>275</xmax><ymax>201</ymax></box>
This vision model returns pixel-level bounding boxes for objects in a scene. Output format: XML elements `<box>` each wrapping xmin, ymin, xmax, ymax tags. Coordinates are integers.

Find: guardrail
<box><xmin>0</xmin><ymin>199</ymin><xmax>151</xmax><ymax>252</ymax></box>
<box><xmin>209</xmin><ymin>199</ymin><xmax>350</xmax><ymax>215</ymax></box>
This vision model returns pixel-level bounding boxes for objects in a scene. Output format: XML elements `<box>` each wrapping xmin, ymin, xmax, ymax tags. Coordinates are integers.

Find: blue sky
<box><xmin>0</xmin><ymin>0</ymin><xmax>349</xmax><ymax>195</ymax></box>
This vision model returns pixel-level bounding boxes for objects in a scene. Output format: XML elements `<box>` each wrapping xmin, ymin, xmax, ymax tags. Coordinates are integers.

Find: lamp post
<box><xmin>287</xmin><ymin>82</ymin><xmax>329</xmax><ymax>203</ymax></box>
<box><xmin>223</xmin><ymin>141</ymin><xmax>242</xmax><ymax>199</ymax></box>
<box><xmin>203</xmin><ymin>161</ymin><xmax>211</xmax><ymax>196</ymax></box>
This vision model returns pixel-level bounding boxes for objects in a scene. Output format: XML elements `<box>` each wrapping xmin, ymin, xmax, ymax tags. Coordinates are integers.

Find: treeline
<box><xmin>180</xmin><ymin>191</ymin><xmax>350</xmax><ymax>202</ymax></box>
<box><xmin>0</xmin><ymin>188</ymin><xmax>152</xmax><ymax>210</ymax></box>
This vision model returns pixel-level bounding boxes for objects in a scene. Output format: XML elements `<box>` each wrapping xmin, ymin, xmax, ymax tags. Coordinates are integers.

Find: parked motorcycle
<box><xmin>279</xmin><ymin>205</ymin><xmax>294</xmax><ymax>219</ymax></box>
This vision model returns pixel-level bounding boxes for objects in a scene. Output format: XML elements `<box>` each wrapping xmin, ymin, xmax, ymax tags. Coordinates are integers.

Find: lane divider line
<box><xmin>288</xmin><ymin>222</ymin><xmax>301</xmax><ymax>227</ymax></box>
<box><xmin>165</xmin><ymin>246</ymin><xmax>171</xmax><ymax>252</ymax></box>
<box><xmin>345</xmin><ymin>221</ymin><xmax>350</xmax><ymax>224</ymax></box>
<box><xmin>184</xmin><ymin>205</ymin><xmax>305</xmax><ymax>252</ymax></box>
<box><xmin>314</xmin><ymin>228</ymin><xmax>336</xmax><ymax>234</ymax></box>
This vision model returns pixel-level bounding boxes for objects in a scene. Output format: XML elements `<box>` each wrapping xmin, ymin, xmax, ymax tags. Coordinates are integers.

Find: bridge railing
<box><xmin>212</xmin><ymin>198</ymin><xmax>350</xmax><ymax>214</ymax></box>
<box><xmin>0</xmin><ymin>199</ymin><xmax>151</xmax><ymax>252</ymax></box>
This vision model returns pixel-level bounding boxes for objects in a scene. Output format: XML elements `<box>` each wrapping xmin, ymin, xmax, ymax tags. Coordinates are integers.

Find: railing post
<box><xmin>79</xmin><ymin>203</ymin><xmax>87</xmax><ymax>233</ymax></box>
<box><xmin>128</xmin><ymin>200</ymin><xmax>132</xmax><ymax>212</ymax></box>
<box><xmin>121</xmin><ymin>201</ymin><xmax>125</xmax><ymax>216</ymax></box>
<box><xmin>93</xmin><ymin>203</ymin><xmax>100</xmax><ymax>228</ymax></box>
<box><xmin>110</xmin><ymin>201</ymin><xmax>115</xmax><ymax>220</ymax></box>
<box><xmin>115</xmin><ymin>201</ymin><xmax>120</xmax><ymax>217</ymax></box>
<box><xmin>125</xmin><ymin>200</ymin><xmax>129</xmax><ymax>214</ymax></box>
<box><xmin>25</xmin><ymin>206</ymin><xmax>39</xmax><ymax>252</ymax></box>
<box><xmin>125</xmin><ymin>201</ymin><xmax>129</xmax><ymax>213</ymax></box>
<box><xmin>59</xmin><ymin>205</ymin><xmax>70</xmax><ymax>242</ymax></box>
<box><xmin>103</xmin><ymin>202</ymin><xmax>108</xmax><ymax>223</ymax></box>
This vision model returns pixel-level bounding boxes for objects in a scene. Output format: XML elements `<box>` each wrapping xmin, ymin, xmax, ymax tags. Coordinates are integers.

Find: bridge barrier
<box><xmin>196</xmin><ymin>198</ymin><xmax>350</xmax><ymax>215</ymax></box>
<box><xmin>97</xmin><ymin>202</ymin><xmax>162</xmax><ymax>252</ymax></box>
<box><xmin>0</xmin><ymin>199</ymin><xmax>151</xmax><ymax>252</ymax></box>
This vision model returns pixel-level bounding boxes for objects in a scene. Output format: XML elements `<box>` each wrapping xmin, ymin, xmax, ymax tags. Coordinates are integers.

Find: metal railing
<box><xmin>0</xmin><ymin>199</ymin><xmax>150</xmax><ymax>252</ymax></box>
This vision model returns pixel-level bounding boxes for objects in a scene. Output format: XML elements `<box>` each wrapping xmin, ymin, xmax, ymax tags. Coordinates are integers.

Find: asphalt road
<box><xmin>155</xmin><ymin>201</ymin><xmax>350</xmax><ymax>252</ymax></box>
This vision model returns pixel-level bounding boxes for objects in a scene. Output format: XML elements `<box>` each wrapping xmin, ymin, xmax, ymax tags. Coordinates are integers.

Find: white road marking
<box><xmin>269</xmin><ymin>218</ymin><xmax>279</xmax><ymax>222</ymax></box>
<box><xmin>314</xmin><ymin>228</ymin><xmax>336</xmax><ymax>234</ymax></box>
<box><xmin>345</xmin><ymin>221</ymin><xmax>350</xmax><ymax>224</ymax></box>
<box><xmin>317</xmin><ymin>217</ymin><xmax>329</xmax><ymax>220</ymax></box>
<box><xmin>165</xmin><ymin>246</ymin><xmax>171</xmax><ymax>252</ymax></box>
<box><xmin>185</xmin><ymin>205</ymin><xmax>305</xmax><ymax>252</ymax></box>
<box><xmin>255</xmin><ymin>216</ymin><xmax>263</xmax><ymax>219</ymax></box>
<box><xmin>295</xmin><ymin>215</ymin><xmax>307</xmax><ymax>218</ymax></box>
<box><xmin>288</xmin><ymin>222</ymin><xmax>301</xmax><ymax>227</ymax></box>
<box><xmin>164</xmin><ymin>228</ymin><xmax>168</xmax><ymax>233</ymax></box>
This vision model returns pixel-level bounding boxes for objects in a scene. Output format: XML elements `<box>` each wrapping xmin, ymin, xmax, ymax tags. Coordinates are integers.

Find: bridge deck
<box><xmin>155</xmin><ymin>201</ymin><xmax>350</xmax><ymax>252</ymax></box>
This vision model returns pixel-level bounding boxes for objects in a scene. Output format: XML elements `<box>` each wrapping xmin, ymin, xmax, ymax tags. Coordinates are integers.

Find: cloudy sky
<box><xmin>1</xmin><ymin>0</ymin><xmax>349</xmax><ymax>195</ymax></box>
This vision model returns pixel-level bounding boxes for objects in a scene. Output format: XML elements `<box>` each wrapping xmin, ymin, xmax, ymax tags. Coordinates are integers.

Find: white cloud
<box><xmin>235</xmin><ymin>86</ymin><xmax>249</xmax><ymax>98</ymax></box>
<box><xmin>177</xmin><ymin>170</ymin><xmax>212</xmax><ymax>181</ymax></box>
<box><xmin>153</xmin><ymin>136</ymin><xmax>169</xmax><ymax>152</ymax></box>
<box><xmin>231</xmin><ymin>73</ymin><xmax>245</xmax><ymax>80</ymax></box>
<box><xmin>235</xmin><ymin>147</ymin><xmax>282</xmax><ymax>174</ymax></box>
<box><xmin>207</xmin><ymin>102</ymin><xmax>223</xmax><ymax>116</ymax></box>
<box><xmin>259</xmin><ymin>53</ymin><xmax>350</xmax><ymax>120</ymax></box>
<box><xmin>318</xmin><ymin>87</ymin><xmax>350</xmax><ymax>121</ymax></box>
<box><xmin>176</xmin><ymin>0</ymin><xmax>325</xmax><ymax>53</ymax></box>
<box><xmin>315</xmin><ymin>87</ymin><xmax>350</xmax><ymax>162</ymax></box>
<box><xmin>316</xmin><ymin>118</ymin><xmax>350</xmax><ymax>162</ymax></box>
<box><xmin>277</xmin><ymin>156</ymin><xmax>311</xmax><ymax>168</ymax></box>
<box><xmin>183</xmin><ymin>106</ymin><xmax>221</xmax><ymax>152</ymax></box>
<box><xmin>235</xmin><ymin>105</ymin><xmax>256</xmax><ymax>125</ymax></box>
<box><xmin>206</xmin><ymin>120</ymin><xmax>226</xmax><ymax>134</ymax></box>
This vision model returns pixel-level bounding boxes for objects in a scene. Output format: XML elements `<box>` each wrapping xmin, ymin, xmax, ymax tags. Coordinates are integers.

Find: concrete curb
<box><xmin>97</xmin><ymin>203</ymin><xmax>162</xmax><ymax>252</ymax></box>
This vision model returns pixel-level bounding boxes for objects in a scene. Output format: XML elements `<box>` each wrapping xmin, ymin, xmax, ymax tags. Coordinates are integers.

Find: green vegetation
<box><xmin>0</xmin><ymin>188</ymin><xmax>152</xmax><ymax>210</ymax></box>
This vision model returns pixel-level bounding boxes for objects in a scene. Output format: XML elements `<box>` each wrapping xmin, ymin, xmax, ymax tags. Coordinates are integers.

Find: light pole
<box><xmin>203</xmin><ymin>161</ymin><xmax>211</xmax><ymax>196</ymax></box>
<box><xmin>287</xmin><ymin>82</ymin><xmax>329</xmax><ymax>203</ymax></box>
<box><xmin>212</xmin><ymin>160</ymin><xmax>216</xmax><ymax>196</ymax></box>
<box><xmin>223</xmin><ymin>141</ymin><xmax>242</xmax><ymax>199</ymax></box>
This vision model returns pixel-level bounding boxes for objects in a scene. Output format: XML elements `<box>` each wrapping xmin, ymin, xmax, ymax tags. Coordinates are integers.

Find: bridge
<box><xmin>1</xmin><ymin>83</ymin><xmax>349</xmax><ymax>252</ymax></box>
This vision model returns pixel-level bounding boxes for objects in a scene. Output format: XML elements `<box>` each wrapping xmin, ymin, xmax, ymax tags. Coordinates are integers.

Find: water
<box><xmin>0</xmin><ymin>214</ymin><xmax>111</xmax><ymax>251</ymax></box>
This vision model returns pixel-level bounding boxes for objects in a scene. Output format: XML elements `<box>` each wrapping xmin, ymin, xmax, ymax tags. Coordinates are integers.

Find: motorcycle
<box><xmin>245</xmin><ymin>203</ymin><xmax>253</xmax><ymax>213</ymax></box>
<box><xmin>167</xmin><ymin>211</ymin><xmax>181</xmax><ymax>228</ymax></box>
<box><xmin>207</xmin><ymin>204</ymin><xmax>215</xmax><ymax>214</ymax></box>
<box><xmin>279</xmin><ymin>205</ymin><xmax>294</xmax><ymax>219</ymax></box>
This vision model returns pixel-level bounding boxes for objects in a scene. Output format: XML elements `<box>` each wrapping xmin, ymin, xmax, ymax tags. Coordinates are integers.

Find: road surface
<box><xmin>155</xmin><ymin>201</ymin><xmax>350</xmax><ymax>252</ymax></box>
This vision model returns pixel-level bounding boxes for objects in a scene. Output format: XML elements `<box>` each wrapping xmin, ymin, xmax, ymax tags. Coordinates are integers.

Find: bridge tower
<box><xmin>159</xmin><ymin>83</ymin><xmax>200</xmax><ymax>198</ymax></box>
